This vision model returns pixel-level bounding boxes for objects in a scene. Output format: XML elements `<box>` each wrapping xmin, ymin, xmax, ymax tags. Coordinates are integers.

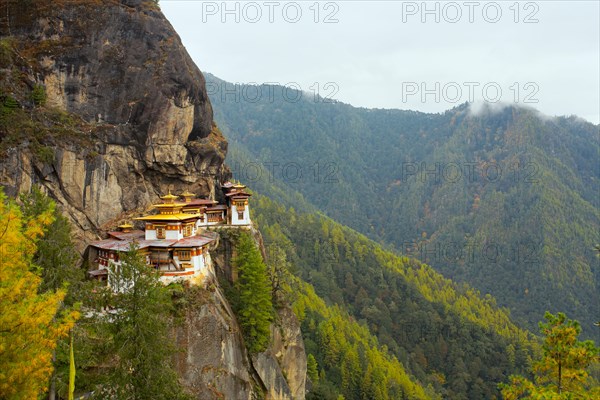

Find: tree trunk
<box><xmin>48</xmin><ymin>351</ymin><xmax>56</xmax><ymax>400</ymax></box>
<box><xmin>558</xmin><ymin>360</ymin><xmax>562</xmax><ymax>393</ymax></box>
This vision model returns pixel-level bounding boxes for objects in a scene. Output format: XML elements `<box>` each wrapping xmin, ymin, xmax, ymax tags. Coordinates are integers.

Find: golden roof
<box><xmin>160</xmin><ymin>191</ymin><xmax>179</xmax><ymax>202</ymax></box>
<box><xmin>134</xmin><ymin>213</ymin><xmax>203</xmax><ymax>221</ymax></box>
<box><xmin>181</xmin><ymin>190</ymin><xmax>195</xmax><ymax>197</ymax></box>
<box><xmin>118</xmin><ymin>223</ymin><xmax>134</xmax><ymax>229</ymax></box>
<box><xmin>154</xmin><ymin>202</ymin><xmax>186</xmax><ymax>208</ymax></box>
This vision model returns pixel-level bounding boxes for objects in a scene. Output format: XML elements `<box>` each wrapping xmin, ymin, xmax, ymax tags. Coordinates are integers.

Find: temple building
<box><xmin>87</xmin><ymin>182</ymin><xmax>252</xmax><ymax>287</ymax></box>
<box><xmin>223</xmin><ymin>182</ymin><xmax>252</xmax><ymax>225</ymax></box>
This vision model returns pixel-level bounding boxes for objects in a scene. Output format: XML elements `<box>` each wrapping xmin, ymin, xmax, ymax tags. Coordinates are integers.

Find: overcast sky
<box><xmin>161</xmin><ymin>1</ymin><xmax>600</xmax><ymax>124</ymax></box>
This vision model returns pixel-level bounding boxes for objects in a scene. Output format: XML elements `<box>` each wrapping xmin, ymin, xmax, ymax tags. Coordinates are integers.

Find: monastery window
<box><xmin>178</xmin><ymin>250</ymin><xmax>191</xmax><ymax>261</ymax></box>
<box><xmin>238</xmin><ymin>211</ymin><xmax>244</xmax><ymax>220</ymax></box>
<box><xmin>156</xmin><ymin>226</ymin><xmax>165</xmax><ymax>239</ymax></box>
<box><xmin>207</xmin><ymin>213</ymin><xmax>222</xmax><ymax>223</ymax></box>
<box><xmin>184</xmin><ymin>225</ymin><xmax>192</xmax><ymax>237</ymax></box>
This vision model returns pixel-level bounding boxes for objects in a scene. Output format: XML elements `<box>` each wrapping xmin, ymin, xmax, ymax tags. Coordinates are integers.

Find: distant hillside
<box><xmin>207</xmin><ymin>74</ymin><xmax>600</xmax><ymax>337</ymax></box>
<box><xmin>254</xmin><ymin>194</ymin><xmax>538</xmax><ymax>399</ymax></box>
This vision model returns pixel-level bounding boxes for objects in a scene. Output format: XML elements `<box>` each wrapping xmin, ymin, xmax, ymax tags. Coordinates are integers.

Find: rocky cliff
<box><xmin>176</xmin><ymin>231</ymin><xmax>306</xmax><ymax>400</ymax></box>
<box><xmin>0</xmin><ymin>0</ymin><xmax>229</xmax><ymax>246</ymax></box>
<box><xmin>0</xmin><ymin>1</ymin><xmax>306</xmax><ymax>398</ymax></box>
<box><xmin>175</xmin><ymin>278</ymin><xmax>306</xmax><ymax>400</ymax></box>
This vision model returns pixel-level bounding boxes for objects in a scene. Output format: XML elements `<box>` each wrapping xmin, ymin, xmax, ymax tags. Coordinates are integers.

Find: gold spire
<box><xmin>233</xmin><ymin>181</ymin><xmax>246</xmax><ymax>189</ymax></box>
<box><xmin>180</xmin><ymin>190</ymin><xmax>195</xmax><ymax>202</ymax></box>
<box><xmin>161</xmin><ymin>190</ymin><xmax>178</xmax><ymax>204</ymax></box>
<box><xmin>118</xmin><ymin>223</ymin><xmax>134</xmax><ymax>232</ymax></box>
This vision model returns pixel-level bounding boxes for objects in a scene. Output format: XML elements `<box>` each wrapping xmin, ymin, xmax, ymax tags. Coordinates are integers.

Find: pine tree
<box><xmin>265</xmin><ymin>244</ymin><xmax>293</xmax><ymax>306</ymax></box>
<box><xmin>29</xmin><ymin>84</ymin><xmax>47</xmax><ymax>107</ymax></box>
<box><xmin>500</xmin><ymin>312</ymin><xmax>599</xmax><ymax>399</ymax></box>
<box><xmin>19</xmin><ymin>187</ymin><xmax>85</xmax><ymax>399</ymax></box>
<box><xmin>233</xmin><ymin>232</ymin><xmax>273</xmax><ymax>353</ymax></box>
<box><xmin>307</xmin><ymin>353</ymin><xmax>320</xmax><ymax>384</ymax></box>
<box><xmin>96</xmin><ymin>244</ymin><xmax>190</xmax><ymax>400</ymax></box>
<box><xmin>0</xmin><ymin>188</ymin><xmax>78</xmax><ymax>399</ymax></box>
<box><xmin>19</xmin><ymin>187</ymin><xmax>83</xmax><ymax>300</ymax></box>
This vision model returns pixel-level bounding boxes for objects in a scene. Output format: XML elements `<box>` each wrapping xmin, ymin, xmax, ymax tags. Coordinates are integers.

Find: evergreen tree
<box><xmin>0</xmin><ymin>188</ymin><xmax>78</xmax><ymax>399</ymax></box>
<box><xmin>29</xmin><ymin>84</ymin><xmax>47</xmax><ymax>107</ymax></box>
<box><xmin>233</xmin><ymin>232</ymin><xmax>273</xmax><ymax>353</ymax></box>
<box><xmin>265</xmin><ymin>243</ymin><xmax>293</xmax><ymax>306</ymax></box>
<box><xmin>19</xmin><ymin>187</ymin><xmax>83</xmax><ymax>301</ymax></box>
<box><xmin>19</xmin><ymin>187</ymin><xmax>85</xmax><ymax>398</ymax></box>
<box><xmin>95</xmin><ymin>244</ymin><xmax>190</xmax><ymax>400</ymax></box>
<box><xmin>500</xmin><ymin>312</ymin><xmax>600</xmax><ymax>399</ymax></box>
<box><xmin>307</xmin><ymin>353</ymin><xmax>320</xmax><ymax>384</ymax></box>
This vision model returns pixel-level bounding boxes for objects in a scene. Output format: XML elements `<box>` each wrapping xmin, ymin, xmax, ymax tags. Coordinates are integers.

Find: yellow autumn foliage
<box><xmin>0</xmin><ymin>189</ymin><xmax>79</xmax><ymax>399</ymax></box>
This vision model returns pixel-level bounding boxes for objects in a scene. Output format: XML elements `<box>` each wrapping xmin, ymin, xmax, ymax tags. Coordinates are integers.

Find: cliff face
<box><xmin>0</xmin><ymin>0</ymin><xmax>229</xmax><ymax>245</ymax></box>
<box><xmin>1</xmin><ymin>1</ymin><xmax>306</xmax><ymax>397</ymax></box>
<box><xmin>175</xmin><ymin>280</ymin><xmax>307</xmax><ymax>400</ymax></box>
<box><xmin>253</xmin><ymin>306</ymin><xmax>307</xmax><ymax>400</ymax></box>
<box><xmin>175</xmin><ymin>278</ymin><xmax>259</xmax><ymax>399</ymax></box>
<box><xmin>176</xmin><ymin>232</ymin><xmax>306</xmax><ymax>400</ymax></box>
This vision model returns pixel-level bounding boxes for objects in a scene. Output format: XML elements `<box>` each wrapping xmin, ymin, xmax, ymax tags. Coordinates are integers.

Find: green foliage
<box><xmin>210</xmin><ymin>74</ymin><xmax>600</xmax><ymax>335</ymax></box>
<box><xmin>233</xmin><ymin>232</ymin><xmax>274</xmax><ymax>353</ymax></box>
<box><xmin>500</xmin><ymin>312</ymin><xmax>599</xmax><ymax>399</ymax></box>
<box><xmin>83</xmin><ymin>245</ymin><xmax>191</xmax><ymax>400</ymax></box>
<box><xmin>0</xmin><ymin>38</ymin><xmax>13</xmax><ymax>68</ymax></box>
<box><xmin>11</xmin><ymin>190</ymin><xmax>191</xmax><ymax>398</ymax></box>
<box><xmin>297</xmin><ymin>281</ymin><xmax>435</xmax><ymax>400</ymax></box>
<box><xmin>20</xmin><ymin>187</ymin><xmax>85</xmax><ymax>310</ymax></box>
<box><xmin>0</xmin><ymin>97</ymin><xmax>90</xmax><ymax>162</ymax></box>
<box><xmin>2</xmin><ymin>95</ymin><xmax>18</xmax><ymax>110</ymax></box>
<box><xmin>29</xmin><ymin>84</ymin><xmax>46</xmax><ymax>106</ymax></box>
<box><xmin>307</xmin><ymin>353</ymin><xmax>320</xmax><ymax>384</ymax></box>
<box><xmin>265</xmin><ymin>237</ymin><xmax>294</xmax><ymax>307</ymax></box>
<box><xmin>253</xmin><ymin>194</ymin><xmax>538</xmax><ymax>399</ymax></box>
<box><xmin>18</xmin><ymin>187</ymin><xmax>85</xmax><ymax>393</ymax></box>
<box><xmin>0</xmin><ymin>95</ymin><xmax>19</xmax><ymax>123</ymax></box>
<box><xmin>0</xmin><ymin>187</ymin><xmax>79</xmax><ymax>399</ymax></box>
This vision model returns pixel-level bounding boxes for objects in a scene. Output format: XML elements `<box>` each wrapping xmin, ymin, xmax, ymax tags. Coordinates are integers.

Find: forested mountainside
<box><xmin>207</xmin><ymin>74</ymin><xmax>600</xmax><ymax>337</ymax></box>
<box><xmin>253</xmin><ymin>194</ymin><xmax>540</xmax><ymax>399</ymax></box>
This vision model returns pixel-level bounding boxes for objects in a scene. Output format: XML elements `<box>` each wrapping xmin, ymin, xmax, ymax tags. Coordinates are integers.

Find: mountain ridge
<box><xmin>207</xmin><ymin>73</ymin><xmax>600</xmax><ymax>337</ymax></box>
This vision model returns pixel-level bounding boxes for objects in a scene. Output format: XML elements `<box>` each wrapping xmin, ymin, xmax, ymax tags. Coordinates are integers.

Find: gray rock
<box><xmin>0</xmin><ymin>0</ymin><xmax>229</xmax><ymax>247</ymax></box>
<box><xmin>0</xmin><ymin>3</ymin><xmax>306</xmax><ymax>398</ymax></box>
<box><xmin>253</xmin><ymin>307</ymin><xmax>307</xmax><ymax>400</ymax></box>
<box><xmin>175</xmin><ymin>279</ymin><xmax>258</xmax><ymax>400</ymax></box>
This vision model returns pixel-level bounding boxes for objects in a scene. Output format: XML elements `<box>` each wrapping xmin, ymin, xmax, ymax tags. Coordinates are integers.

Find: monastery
<box><xmin>87</xmin><ymin>181</ymin><xmax>251</xmax><ymax>287</ymax></box>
